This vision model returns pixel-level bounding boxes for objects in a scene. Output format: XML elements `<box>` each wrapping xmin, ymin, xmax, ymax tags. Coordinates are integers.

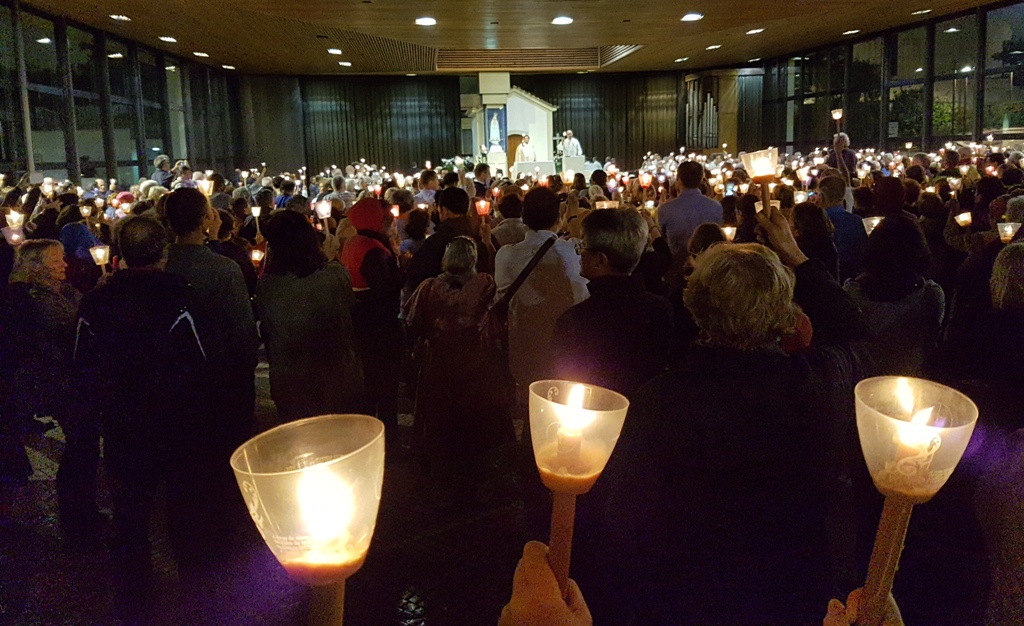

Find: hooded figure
<box><xmin>340</xmin><ymin>198</ymin><xmax>404</xmax><ymax>428</ymax></box>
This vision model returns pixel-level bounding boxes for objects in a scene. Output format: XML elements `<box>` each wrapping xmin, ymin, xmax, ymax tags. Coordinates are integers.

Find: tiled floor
<box><xmin>0</xmin><ymin>362</ymin><xmax>531</xmax><ymax>625</ymax></box>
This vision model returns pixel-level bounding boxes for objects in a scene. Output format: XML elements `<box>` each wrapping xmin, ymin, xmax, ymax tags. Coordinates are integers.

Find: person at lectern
<box><xmin>561</xmin><ymin>130</ymin><xmax>583</xmax><ymax>158</ymax></box>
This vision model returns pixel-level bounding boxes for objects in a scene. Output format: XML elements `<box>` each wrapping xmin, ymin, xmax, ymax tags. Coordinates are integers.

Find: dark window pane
<box><xmin>933</xmin><ymin>78</ymin><xmax>975</xmax><ymax>139</ymax></box>
<box><xmin>68</xmin><ymin>26</ymin><xmax>98</xmax><ymax>94</ymax></box>
<box><xmin>75</xmin><ymin>97</ymin><xmax>103</xmax><ymax>178</ymax></box>
<box><xmin>112</xmin><ymin>103</ymin><xmax>138</xmax><ymax>163</ymax></box>
<box><xmin>983</xmin><ymin>73</ymin><xmax>1024</xmax><ymax>138</ymax></box>
<box><xmin>0</xmin><ymin>4</ymin><xmax>21</xmax><ymax>165</ymax></box>
<box><xmin>935</xmin><ymin>15</ymin><xmax>978</xmax><ymax>77</ymax></box>
<box><xmin>892</xmin><ymin>28</ymin><xmax>926</xmax><ymax>82</ymax></box>
<box><xmin>851</xmin><ymin>39</ymin><xmax>882</xmax><ymax>93</ymax></box>
<box><xmin>887</xmin><ymin>85</ymin><xmax>923</xmax><ymax>144</ymax></box>
<box><xmin>107</xmin><ymin>40</ymin><xmax>132</xmax><ymax>99</ymax></box>
<box><xmin>830</xmin><ymin>47</ymin><xmax>846</xmax><ymax>94</ymax></box>
<box><xmin>139</xmin><ymin>50</ymin><xmax>161</xmax><ymax>104</ymax></box>
<box><xmin>22</xmin><ymin>12</ymin><xmax>58</xmax><ymax>87</ymax></box>
<box><xmin>987</xmin><ymin>4</ymin><xmax>1024</xmax><ymax>71</ymax></box>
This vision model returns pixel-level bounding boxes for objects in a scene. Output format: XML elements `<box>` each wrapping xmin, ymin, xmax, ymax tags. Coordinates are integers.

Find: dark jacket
<box><xmin>551</xmin><ymin>274</ymin><xmax>673</xmax><ymax>398</ymax></box>
<box><xmin>73</xmin><ymin>269</ymin><xmax>207</xmax><ymax>473</ymax></box>
<box><xmin>576</xmin><ymin>260</ymin><xmax>868</xmax><ymax>626</ymax></box>
<box><xmin>404</xmin><ymin>216</ymin><xmax>481</xmax><ymax>295</ymax></box>
<box><xmin>797</xmin><ymin>234</ymin><xmax>840</xmax><ymax>281</ymax></box>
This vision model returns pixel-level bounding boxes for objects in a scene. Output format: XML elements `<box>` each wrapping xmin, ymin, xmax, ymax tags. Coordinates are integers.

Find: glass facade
<box><xmin>0</xmin><ymin>0</ymin><xmax>234</xmax><ymax>183</ymax></box>
<box><xmin>761</xmin><ymin>3</ymin><xmax>1024</xmax><ymax>152</ymax></box>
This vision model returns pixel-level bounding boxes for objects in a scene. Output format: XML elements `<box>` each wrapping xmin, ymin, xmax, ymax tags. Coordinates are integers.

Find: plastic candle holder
<box><xmin>251</xmin><ymin>249</ymin><xmax>265</xmax><ymax>263</ymax></box>
<box><xmin>198</xmin><ymin>179</ymin><xmax>213</xmax><ymax>196</ymax></box>
<box><xmin>854</xmin><ymin>376</ymin><xmax>978</xmax><ymax>626</ymax></box>
<box><xmin>639</xmin><ymin>172</ymin><xmax>653</xmax><ymax>188</ymax></box>
<box><xmin>954</xmin><ymin>212</ymin><xmax>972</xmax><ymax>227</ymax></box>
<box><xmin>754</xmin><ymin>199</ymin><xmax>781</xmax><ymax>214</ymax></box>
<box><xmin>721</xmin><ymin>226</ymin><xmax>736</xmax><ymax>241</ymax></box>
<box><xmin>997</xmin><ymin>222</ymin><xmax>1021</xmax><ymax>244</ymax></box>
<box><xmin>251</xmin><ymin>205</ymin><xmax>262</xmax><ymax>218</ymax></box>
<box><xmin>89</xmin><ymin>245</ymin><xmax>111</xmax><ymax>266</ymax></box>
<box><xmin>475</xmin><ymin>200</ymin><xmax>491</xmax><ymax>216</ymax></box>
<box><xmin>794</xmin><ymin>191</ymin><xmax>809</xmax><ymax>204</ymax></box>
<box><xmin>831</xmin><ymin>108</ymin><xmax>843</xmax><ymax>121</ymax></box>
<box><xmin>94</xmin><ymin>197</ymin><xmax>105</xmax><ymax>209</ymax></box>
<box><xmin>595</xmin><ymin>201</ymin><xmax>619</xmax><ymax>210</ymax></box>
<box><xmin>7</xmin><ymin>210</ymin><xmax>24</xmax><ymax>229</ymax></box>
<box><xmin>80</xmin><ymin>206</ymin><xmax>93</xmax><ymax>218</ymax></box>
<box><xmin>529</xmin><ymin>381</ymin><xmax>629</xmax><ymax>598</ymax></box>
<box><xmin>948</xmin><ymin>177</ymin><xmax>962</xmax><ymax>192</ymax></box>
<box><xmin>316</xmin><ymin>201</ymin><xmax>332</xmax><ymax>220</ymax></box>
<box><xmin>740</xmin><ymin>147</ymin><xmax>779</xmax><ymax>179</ymax></box>
<box><xmin>2</xmin><ymin>226</ymin><xmax>24</xmax><ymax>245</ymax></box>
<box><xmin>863</xmin><ymin>216</ymin><xmax>883</xmax><ymax>235</ymax></box>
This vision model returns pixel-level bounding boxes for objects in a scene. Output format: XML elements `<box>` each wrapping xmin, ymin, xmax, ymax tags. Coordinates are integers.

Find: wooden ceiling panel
<box><xmin>26</xmin><ymin>0</ymin><xmax>994</xmax><ymax>74</ymax></box>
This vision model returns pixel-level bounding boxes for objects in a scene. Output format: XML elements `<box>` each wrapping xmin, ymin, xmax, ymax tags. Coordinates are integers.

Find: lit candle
<box><xmin>997</xmin><ymin>222</ymin><xmax>1021</xmax><ymax>244</ymax></box>
<box><xmin>537</xmin><ymin>385</ymin><xmax>600</xmax><ymax>494</ymax></box>
<box><xmin>721</xmin><ymin>226</ymin><xmax>736</xmax><ymax>241</ymax></box>
<box><xmin>81</xmin><ymin>206</ymin><xmax>92</xmax><ymax>218</ymax></box>
<box><xmin>94</xmin><ymin>197</ymin><xmax>105</xmax><ymax>209</ymax></box>
<box><xmin>954</xmin><ymin>212</ymin><xmax>972</xmax><ymax>227</ymax></box>
<box><xmin>475</xmin><ymin>200</ymin><xmax>491</xmax><ymax>216</ymax></box>
<box><xmin>645</xmin><ymin>200</ymin><xmax>655</xmax><ymax>209</ymax></box>
<box><xmin>251</xmin><ymin>205</ymin><xmax>262</xmax><ymax>218</ymax></box>
<box><xmin>639</xmin><ymin>172</ymin><xmax>653</xmax><ymax>188</ymax></box>
<box><xmin>863</xmin><ymin>216</ymin><xmax>883</xmax><ymax>235</ymax></box>
<box><xmin>90</xmin><ymin>245</ymin><xmax>111</xmax><ymax>266</ymax></box>
<box><xmin>416</xmin><ymin>203</ymin><xmax>428</xmax><ymax>211</ymax></box>
<box><xmin>794</xmin><ymin>191</ymin><xmax>809</xmax><ymax>204</ymax></box>
<box><xmin>316</xmin><ymin>200</ymin><xmax>332</xmax><ymax>220</ymax></box>
<box><xmin>7</xmin><ymin>210</ymin><xmax>24</xmax><ymax>229</ymax></box>
<box><xmin>390</xmin><ymin>205</ymin><xmax>400</xmax><ymax>218</ymax></box>
<box><xmin>251</xmin><ymin>249</ymin><xmax>265</xmax><ymax>263</ymax></box>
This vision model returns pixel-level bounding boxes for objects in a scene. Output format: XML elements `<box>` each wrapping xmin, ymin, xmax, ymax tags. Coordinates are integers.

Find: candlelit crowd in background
<box><xmin>1</xmin><ymin>133</ymin><xmax>1023</xmax><ymax>625</ymax></box>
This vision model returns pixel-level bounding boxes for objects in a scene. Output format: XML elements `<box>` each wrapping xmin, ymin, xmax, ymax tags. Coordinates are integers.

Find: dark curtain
<box><xmin>301</xmin><ymin>76</ymin><xmax>461</xmax><ymax>173</ymax></box>
<box><xmin>511</xmin><ymin>72</ymin><xmax>684</xmax><ymax>170</ymax></box>
<box><xmin>737</xmin><ymin>74</ymin><xmax>763</xmax><ymax>152</ymax></box>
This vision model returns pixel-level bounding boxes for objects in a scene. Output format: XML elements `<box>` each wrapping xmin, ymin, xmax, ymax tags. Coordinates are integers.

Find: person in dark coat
<box><xmin>341</xmin><ymin>198</ymin><xmax>404</xmax><ymax>429</ymax></box>
<box><xmin>73</xmin><ymin>216</ymin><xmax>209</xmax><ymax>623</ymax></box>
<box><xmin>793</xmin><ymin>201</ymin><xmax>840</xmax><ymax>281</ymax></box>
<box><xmin>403</xmin><ymin>187</ymin><xmax>485</xmax><ymax>296</ymax></box>
<box><xmin>552</xmin><ymin>208</ymin><xmax>673</xmax><ymax>398</ymax></box>
<box><xmin>575</xmin><ymin>205</ymin><xmax>869</xmax><ymax>625</ymax></box>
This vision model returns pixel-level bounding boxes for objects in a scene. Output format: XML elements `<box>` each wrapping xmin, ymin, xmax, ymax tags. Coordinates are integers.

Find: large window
<box><xmin>984</xmin><ymin>4</ymin><xmax>1024</xmax><ymax>138</ymax></box>
<box><xmin>0</xmin><ymin>3</ymin><xmax>22</xmax><ymax>171</ymax></box>
<box><xmin>22</xmin><ymin>11</ymin><xmax>65</xmax><ymax>179</ymax></box>
<box><xmin>849</xmin><ymin>38</ymin><xmax>883</xmax><ymax>146</ymax></box>
<box><xmin>69</xmin><ymin>26</ymin><xmax>103</xmax><ymax>180</ymax></box>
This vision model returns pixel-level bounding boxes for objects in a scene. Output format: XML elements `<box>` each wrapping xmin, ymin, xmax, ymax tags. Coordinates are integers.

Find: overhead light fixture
<box><xmin>706</xmin><ymin>44</ymin><xmax>722</xmax><ymax>50</ymax></box>
<box><xmin>1011</xmin><ymin>50</ymin><xmax>1024</xmax><ymax>55</ymax></box>
<box><xmin>915</xmin><ymin>67</ymin><xmax>923</xmax><ymax>72</ymax></box>
<box><xmin>843</xmin><ymin>29</ymin><xmax>861</xmax><ymax>35</ymax></box>
<box><xmin>674</xmin><ymin>57</ymin><xmax>689</xmax><ymax>63</ymax></box>
<box><xmin>911</xmin><ymin>9</ymin><xmax>932</xmax><ymax>15</ymax></box>
<box><xmin>746</xmin><ymin>28</ymin><xmax>764</xmax><ymax>35</ymax></box>
<box><xmin>110</xmin><ymin>14</ymin><xmax>131</xmax><ymax>21</ymax></box>
<box><xmin>338</xmin><ymin>61</ymin><xmax>352</xmax><ymax>67</ymax></box>
<box><xmin>681</xmin><ymin>12</ymin><xmax>704</xmax><ymax>22</ymax></box>
<box><xmin>944</xmin><ymin>27</ymin><xmax>960</xmax><ymax>33</ymax></box>
<box><xmin>222</xmin><ymin>65</ymin><xmax>236</xmax><ymax>70</ymax></box>
<box><xmin>36</xmin><ymin>37</ymin><xmax>51</xmax><ymax>44</ymax></box>
<box><xmin>406</xmin><ymin>73</ymin><xmax>417</xmax><ymax>77</ymax></box>
<box><xmin>159</xmin><ymin>36</ymin><xmax>177</xmax><ymax>43</ymax></box>
<box><xmin>415</xmin><ymin>17</ymin><xmax>436</xmax><ymax>26</ymax></box>
<box><xmin>960</xmin><ymin>65</ymin><xmax>972</xmax><ymax>72</ymax></box>
<box><xmin>107</xmin><ymin>52</ymin><xmax>124</xmax><ymax>59</ymax></box>
<box><xmin>328</xmin><ymin>48</ymin><xmax>343</xmax><ymax>55</ymax></box>
<box><xmin>165</xmin><ymin>65</ymin><xmax>177</xmax><ymax>71</ymax></box>
<box><xmin>193</xmin><ymin>51</ymin><xmax>209</xmax><ymax>58</ymax></box>
<box><xmin>748</xmin><ymin>58</ymin><xmax>761</xmax><ymax>63</ymax></box>
<box><xmin>552</xmin><ymin>16</ymin><xmax>573</xmax><ymax>25</ymax></box>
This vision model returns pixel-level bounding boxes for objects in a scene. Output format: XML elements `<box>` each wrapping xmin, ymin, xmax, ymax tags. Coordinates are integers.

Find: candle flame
<box><xmin>558</xmin><ymin>384</ymin><xmax>595</xmax><ymax>436</ymax></box>
<box><xmin>298</xmin><ymin>466</ymin><xmax>354</xmax><ymax>543</ymax></box>
<box><xmin>896</xmin><ymin>377</ymin><xmax>916</xmax><ymax>415</ymax></box>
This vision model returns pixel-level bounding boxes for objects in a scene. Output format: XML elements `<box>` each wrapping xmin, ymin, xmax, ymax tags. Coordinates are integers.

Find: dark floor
<box><xmin>0</xmin><ymin>362</ymin><xmax>531</xmax><ymax>626</ymax></box>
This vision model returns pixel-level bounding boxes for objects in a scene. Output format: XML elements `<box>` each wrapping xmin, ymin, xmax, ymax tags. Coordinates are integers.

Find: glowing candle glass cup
<box><xmin>863</xmin><ymin>216</ymin><xmax>883</xmax><ymax>235</ymax></box>
<box><xmin>251</xmin><ymin>249</ymin><xmax>265</xmax><ymax>263</ymax></box>
<box><xmin>251</xmin><ymin>205</ymin><xmax>262</xmax><ymax>218</ymax></box>
<box><xmin>721</xmin><ymin>226</ymin><xmax>736</xmax><ymax>241</ymax></box>
<box><xmin>89</xmin><ymin>245</ymin><xmax>111</xmax><ymax>266</ymax></box>
<box><xmin>316</xmin><ymin>200</ymin><xmax>332</xmax><ymax>220</ymax></box>
<box><xmin>954</xmin><ymin>212</ymin><xmax>972</xmax><ymax>227</ymax></box>
<box><xmin>475</xmin><ymin>200</ymin><xmax>491</xmax><ymax>216</ymax></box>
<box><xmin>854</xmin><ymin>376</ymin><xmax>977</xmax><ymax>626</ymax></box>
<box><xmin>197</xmin><ymin>179</ymin><xmax>214</xmax><ymax>196</ymax></box>
<box><xmin>997</xmin><ymin>222</ymin><xmax>1021</xmax><ymax>244</ymax></box>
<box><xmin>80</xmin><ymin>206</ymin><xmax>93</xmax><ymax>218</ymax></box>
<box><xmin>2</xmin><ymin>227</ymin><xmax>24</xmax><ymax>245</ymax></box>
<box><xmin>231</xmin><ymin>415</ymin><xmax>384</xmax><ymax>625</ymax></box>
<box><xmin>7</xmin><ymin>210</ymin><xmax>24</xmax><ymax>229</ymax></box>
<box><xmin>529</xmin><ymin>381</ymin><xmax>629</xmax><ymax>598</ymax></box>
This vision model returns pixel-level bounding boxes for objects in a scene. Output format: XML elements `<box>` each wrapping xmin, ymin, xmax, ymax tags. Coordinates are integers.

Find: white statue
<box><xmin>489</xmin><ymin>111</ymin><xmax>502</xmax><ymax>146</ymax></box>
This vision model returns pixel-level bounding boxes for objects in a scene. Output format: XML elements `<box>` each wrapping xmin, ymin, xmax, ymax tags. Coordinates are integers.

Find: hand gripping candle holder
<box><xmin>231</xmin><ymin>414</ymin><xmax>385</xmax><ymax>626</ymax></box>
<box><xmin>529</xmin><ymin>381</ymin><xmax>629</xmax><ymax>598</ymax></box>
<box><xmin>854</xmin><ymin>377</ymin><xmax>977</xmax><ymax>626</ymax></box>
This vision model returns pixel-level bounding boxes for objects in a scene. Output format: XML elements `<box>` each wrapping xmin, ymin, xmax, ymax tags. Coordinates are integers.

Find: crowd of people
<box><xmin>1</xmin><ymin>133</ymin><xmax>1022</xmax><ymax>624</ymax></box>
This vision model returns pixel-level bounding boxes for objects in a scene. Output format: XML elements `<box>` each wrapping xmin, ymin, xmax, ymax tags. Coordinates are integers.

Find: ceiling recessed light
<box><xmin>960</xmin><ymin>65</ymin><xmax>972</xmax><ymax>72</ymax></box>
<box><xmin>915</xmin><ymin>67</ymin><xmax>923</xmax><ymax>72</ymax></box>
<box><xmin>748</xmin><ymin>58</ymin><xmax>761</xmax><ymax>62</ymax></box>
<box><xmin>110</xmin><ymin>14</ymin><xmax>130</xmax><ymax>21</ymax></box>
<box><xmin>911</xmin><ymin>9</ymin><xmax>932</xmax><ymax>15</ymax></box>
<box><xmin>193</xmin><ymin>51</ymin><xmax>209</xmax><ymax>58</ymax></box>
<box><xmin>944</xmin><ymin>27</ymin><xmax>960</xmax><ymax>33</ymax></box>
<box><xmin>746</xmin><ymin>28</ymin><xmax>764</xmax><ymax>35</ymax></box>
<box><xmin>165</xmin><ymin>65</ymin><xmax>177</xmax><ymax>71</ymax></box>
<box><xmin>338</xmin><ymin>61</ymin><xmax>352</xmax><ymax>67</ymax></box>
<box><xmin>552</xmin><ymin>16</ymin><xmax>573</xmax><ymax>25</ymax></box>
<box><xmin>843</xmin><ymin>29</ymin><xmax>861</xmax><ymax>35</ymax></box>
<box><xmin>222</xmin><ymin>65</ymin><xmax>236</xmax><ymax>70</ymax></box>
<box><xmin>406</xmin><ymin>73</ymin><xmax>417</xmax><ymax>76</ymax></box>
<box><xmin>681</xmin><ymin>12</ymin><xmax>704</xmax><ymax>22</ymax></box>
<box><xmin>674</xmin><ymin>57</ymin><xmax>689</xmax><ymax>63</ymax></box>
<box><xmin>328</xmin><ymin>48</ymin><xmax>343</xmax><ymax>55</ymax></box>
<box><xmin>1011</xmin><ymin>50</ymin><xmax>1024</xmax><ymax>55</ymax></box>
<box><xmin>36</xmin><ymin>37</ymin><xmax>51</xmax><ymax>44</ymax></box>
<box><xmin>415</xmin><ymin>17</ymin><xmax>436</xmax><ymax>26</ymax></box>
<box><xmin>158</xmin><ymin>36</ymin><xmax>177</xmax><ymax>43</ymax></box>
<box><xmin>706</xmin><ymin>44</ymin><xmax>722</xmax><ymax>50</ymax></box>
<box><xmin>107</xmin><ymin>52</ymin><xmax>124</xmax><ymax>59</ymax></box>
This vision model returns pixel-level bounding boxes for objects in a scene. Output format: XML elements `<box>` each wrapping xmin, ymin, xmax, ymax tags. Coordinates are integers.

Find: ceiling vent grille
<box><xmin>600</xmin><ymin>45</ymin><xmax>643</xmax><ymax>67</ymax></box>
<box><xmin>436</xmin><ymin>48</ymin><xmax>601</xmax><ymax>72</ymax></box>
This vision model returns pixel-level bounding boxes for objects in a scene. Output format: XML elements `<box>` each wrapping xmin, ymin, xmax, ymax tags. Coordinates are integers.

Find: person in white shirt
<box><xmin>561</xmin><ymin>130</ymin><xmax>583</xmax><ymax>158</ymax></box>
<box><xmin>515</xmin><ymin>134</ymin><xmax>537</xmax><ymax>164</ymax></box>
<box><xmin>495</xmin><ymin>187</ymin><xmax>589</xmax><ymax>388</ymax></box>
<box><xmin>413</xmin><ymin>169</ymin><xmax>440</xmax><ymax>207</ymax></box>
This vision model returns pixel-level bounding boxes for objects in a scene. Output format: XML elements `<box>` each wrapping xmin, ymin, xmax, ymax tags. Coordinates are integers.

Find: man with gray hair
<box><xmin>152</xmin><ymin>154</ymin><xmax>173</xmax><ymax>190</ymax></box>
<box><xmin>551</xmin><ymin>208</ymin><xmax>673</xmax><ymax>397</ymax></box>
<box><xmin>826</xmin><ymin>132</ymin><xmax>856</xmax><ymax>174</ymax></box>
